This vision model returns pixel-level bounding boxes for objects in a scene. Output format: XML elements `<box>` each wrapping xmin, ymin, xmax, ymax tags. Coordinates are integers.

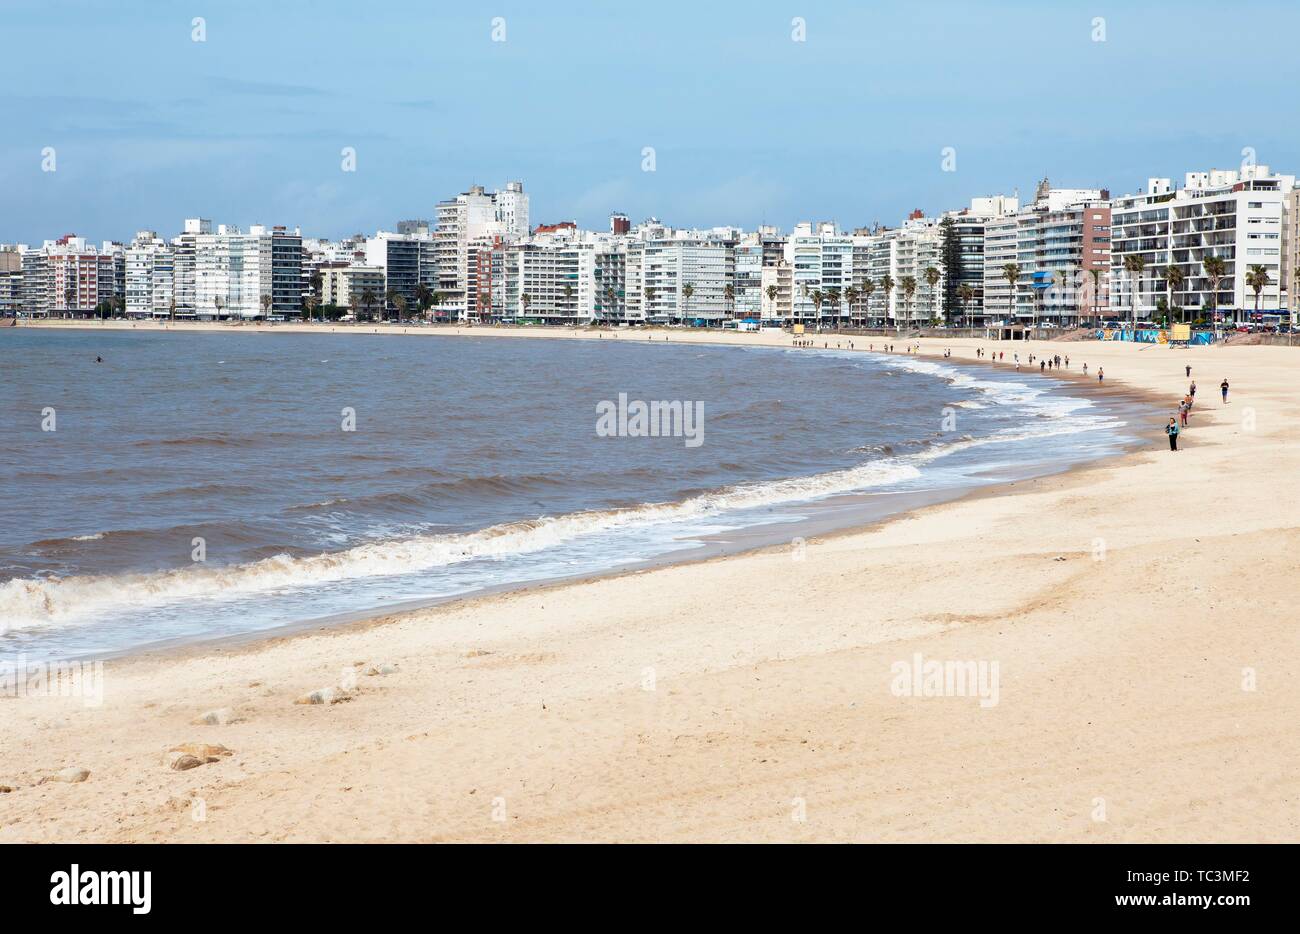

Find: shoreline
<box><xmin>2</xmin><ymin>328</ymin><xmax>1297</xmax><ymax>842</ymax></box>
<box><xmin>5</xmin><ymin>323</ymin><xmax>1160</xmax><ymax>664</ymax></box>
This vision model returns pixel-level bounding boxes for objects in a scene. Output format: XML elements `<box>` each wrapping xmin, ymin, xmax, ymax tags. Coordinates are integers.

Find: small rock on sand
<box><xmin>169</xmin><ymin>743</ymin><xmax>232</xmax><ymax>761</ymax></box>
<box><xmin>168</xmin><ymin>753</ymin><xmax>203</xmax><ymax>771</ymax></box>
<box><xmin>40</xmin><ymin>767</ymin><xmax>90</xmax><ymax>784</ymax></box>
<box><xmin>191</xmin><ymin>707</ymin><xmax>236</xmax><ymax>726</ymax></box>
<box><xmin>295</xmin><ymin>687</ymin><xmax>352</xmax><ymax>705</ymax></box>
<box><xmin>0</xmin><ymin>784</ymin><xmax>14</xmax><ymax>793</ymax></box>
<box><xmin>365</xmin><ymin>663</ymin><xmax>398</xmax><ymax>676</ymax></box>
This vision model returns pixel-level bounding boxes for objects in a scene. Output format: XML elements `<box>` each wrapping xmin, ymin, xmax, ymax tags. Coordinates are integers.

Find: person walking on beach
<box><xmin>1097</xmin><ymin>367</ymin><xmax>1104</xmax><ymax>382</ymax></box>
<box><xmin>1166</xmin><ymin>417</ymin><xmax>1180</xmax><ymax>451</ymax></box>
<box><xmin>1179</xmin><ymin>399</ymin><xmax>1189</xmax><ymax>427</ymax></box>
<box><xmin>1220</xmin><ymin>378</ymin><xmax>1230</xmax><ymax>403</ymax></box>
<box><xmin>1040</xmin><ymin>360</ymin><xmax>1046</xmax><ymax>373</ymax></box>
<box><xmin>1190</xmin><ymin>381</ymin><xmax>1196</xmax><ymax>403</ymax></box>
<box><xmin>1186</xmin><ymin>364</ymin><xmax>1192</xmax><ymax>378</ymax></box>
<box><xmin>1083</xmin><ymin>362</ymin><xmax>1088</xmax><ymax>375</ymax></box>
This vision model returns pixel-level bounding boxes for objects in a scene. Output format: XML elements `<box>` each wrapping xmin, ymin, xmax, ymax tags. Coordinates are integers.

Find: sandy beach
<box><xmin>2</xmin><ymin>322</ymin><xmax>1297</xmax><ymax>842</ymax></box>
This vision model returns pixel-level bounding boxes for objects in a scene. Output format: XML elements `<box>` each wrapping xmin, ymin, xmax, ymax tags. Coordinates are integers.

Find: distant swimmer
<box><xmin>95</xmin><ymin>356</ymin><xmax>102</xmax><ymax>363</ymax></box>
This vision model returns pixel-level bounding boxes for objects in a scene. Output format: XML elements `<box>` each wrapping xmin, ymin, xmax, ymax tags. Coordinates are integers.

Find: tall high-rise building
<box><xmin>125</xmin><ymin>231</ymin><xmax>175</xmax><ymax>317</ymax></box>
<box><xmin>434</xmin><ymin>181</ymin><xmax>529</xmax><ymax>318</ymax></box>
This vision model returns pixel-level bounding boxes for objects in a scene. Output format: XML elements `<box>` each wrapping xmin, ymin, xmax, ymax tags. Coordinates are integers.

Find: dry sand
<box><xmin>2</xmin><ymin>322</ymin><xmax>1298</xmax><ymax>842</ymax></box>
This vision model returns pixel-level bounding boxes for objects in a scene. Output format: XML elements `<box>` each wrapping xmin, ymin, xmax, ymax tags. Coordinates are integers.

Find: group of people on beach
<box><xmin>1165</xmin><ymin>365</ymin><xmax>1231</xmax><ymax>451</ymax></box>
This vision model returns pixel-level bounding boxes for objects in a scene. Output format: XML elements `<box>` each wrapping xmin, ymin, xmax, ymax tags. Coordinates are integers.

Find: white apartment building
<box><xmin>434</xmin><ymin>181</ymin><xmax>529</xmax><ymax>319</ymax></box>
<box><xmin>981</xmin><ymin>214</ymin><xmax>1019</xmax><ymax>323</ymax></box>
<box><xmin>1288</xmin><ymin>189</ymin><xmax>1300</xmax><ymax>323</ymax></box>
<box><xmin>784</xmin><ymin>222</ymin><xmax>856</xmax><ymax>326</ymax></box>
<box><xmin>1110</xmin><ymin>166</ymin><xmax>1293</xmax><ymax>326</ymax></box>
<box><xmin>125</xmin><ymin>231</ymin><xmax>175</xmax><ymax>317</ymax></box>
<box><xmin>759</xmin><ymin>262</ymin><xmax>793</xmax><ymax>323</ymax></box>
<box><xmin>192</xmin><ymin>225</ymin><xmax>273</xmax><ymax>318</ymax></box>
<box><xmin>733</xmin><ymin>234</ymin><xmax>764</xmax><ymax>320</ymax></box>
<box><xmin>640</xmin><ymin>237</ymin><xmax>731</xmax><ymax>324</ymax></box>
<box><xmin>977</xmin><ymin>186</ymin><xmax>1106</xmax><ymax>328</ymax></box>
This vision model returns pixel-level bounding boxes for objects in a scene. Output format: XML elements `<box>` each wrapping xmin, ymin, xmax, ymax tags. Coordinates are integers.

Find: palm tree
<box><xmin>681</xmin><ymin>283</ymin><xmax>693</xmax><ymax>325</ymax></box>
<box><xmin>520</xmin><ymin>292</ymin><xmax>531</xmax><ymax>322</ymax></box>
<box><xmin>1245</xmin><ymin>264</ymin><xmax>1270</xmax><ymax>325</ymax></box>
<box><xmin>1162</xmin><ymin>264</ymin><xmax>1185</xmax><ymax>326</ymax></box>
<box><xmin>359</xmin><ymin>287</ymin><xmax>377</xmax><ymax>322</ymax></box>
<box><xmin>414</xmin><ymin>283</ymin><xmax>432</xmax><ymax>320</ymax></box>
<box><xmin>1056</xmin><ymin>268</ymin><xmax>1070</xmax><ymax>328</ymax></box>
<box><xmin>860</xmin><ymin>280</ymin><xmax>875</xmax><ymax>329</ymax></box>
<box><xmin>1123</xmin><ymin>254</ymin><xmax>1146</xmax><ymax>337</ymax></box>
<box><xmin>64</xmin><ymin>286</ymin><xmax>76</xmax><ymax>317</ymax></box>
<box><xmin>393</xmin><ymin>293</ymin><xmax>408</xmax><ymax>322</ymax></box>
<box><xmin>879</xmin><ymin>275</ymin><xmax>894</xmax><ymax>331</ymax></box>
<box><xmin>1202</xmin><ymin>255</ymin><xmax>1227</xmax><ymax>334</ymax></box>
<box><xmin>644</xmin><ymin>285</ymin><xmax>657</xmax><ymax>322</ymax></box>
<box><xmin>824</xmin><ymin>288</ymin><xmax>840</xmax><ymax>331</ymax></box>
<box><xmin>384</xmin><ymin>288</ymin><xmax>400</xmax><ymax>323</ymax></box>
<box><xmin>924</xmin><ymin>266</ymin><xmax>941</xmax><ymax>326</ymax></box>
<box><xmin>724</xmin><ymin>283</ymin><xmax>735</xmax><ymax>322</ymax></box>
<box><xmin>810</xmin><ymin>288</ymin><xmax>824</xmax><ymax>328</ymax></box>
<box><xmin>168</xmin><ymin>297</ymin><xmax>177</xmax><ymax>322</ymax></box>
<box><xmin>764</xmin><ymin>283</ymin><xmax>778</xmax><ymax>320</ymax></box>
<box><xmin>958</xmin><ymin>283</ymin><xmax>975</xmax><ymax>329</ymax></box>
<box><xmin>214</xmin><ymin>295</ymin><xmax>225</xmax><ymax>321</ymax></box>
<box><xmin>112</xmin><ymin>295</ymin><xmax>125</xmax><ymax>319</ymax></box>
<box><xmin>1001</xmin><ymin>263</ymin><xmax>1019</xmax><ymax>335</ymax></box>
<box><xmin>843</xmin><ymin>286</ymin><xmax>858</xmax><ymax>328</ymax></box>
<box><xmin>900</xmin><ymin>276</ymin><xmax>917</xmax><ymax>334</ymax></box>
<box><xmin>260</xmin><ymin>293</ymin><xmax>272</xmax><ymax>319</ymax></box>
<box><xmin>305</xmin><ymin>294</ymin><xmax>319</xmax><ymax>323</ymax></box>
<box><xmin>561</xmin><ymin>283</ymin><xmax>575</xmax><ymax>324</ymax></box>
<box><xmin>604</xmin><ymin>286</ymin><xmax>616</xmax><ymax>324</ymax></box>
<box><xmin>1087</xmin><ymin>268</ymin><xmax>1102</xmax><ymax>328</ymax></box>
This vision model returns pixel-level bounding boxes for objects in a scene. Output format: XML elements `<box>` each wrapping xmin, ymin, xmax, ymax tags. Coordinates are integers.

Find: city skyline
<box><xmin>3</xmin><ymin>0</ymin><xmax>1298</xmax><ymax>244</ymax></box>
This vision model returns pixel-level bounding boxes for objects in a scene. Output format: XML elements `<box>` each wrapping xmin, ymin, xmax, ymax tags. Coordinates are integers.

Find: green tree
<box><xmin>1087</xmin><ymin>268</ymin><xmax>1102</xmax><ymax>328</ymax></box>
<box><xmin>900</xmin><ymin>276</ymin><xmax>917</xmax><ymax>333</ymax></box>
<box><xmin>939</xmin><ymin>216</ymin><xmax>960</xmax><ymax>317</ymax></box>
<box><xmin>1201</xmin><ymin>255</ymin><xmax>1227</xmax><ymax>329</ymax></box>
<box><xmin>1123</xmin><ymin>254</ymin><xmax>1146</xmax><ymax>335</ymax></box>
<box><xmin>359</xmin><ymin>287</ymin><xmax>377</xmax><ymax>322</ymax></box>
<box><xmin>1162</xmin><ymin>264</ymin><xmax>1185</xmax><ymax>325</ymax></box>
<box><xmin>958</xmin><ymin>283</ymin><xmax>975</xmax><ymax>328</ymax></box>
<box><xmin>1001</xmin><ymin>263</ymin><xmax>1019</xmax><ymax>329</ymax></box>
<box><xmin>1245</xmin><ymin>264</ymin><xmax>1271</xmax><ymax>323</ymax></box>
<box><xmin>924</xmin><ymin>266</ymin><xmax>941</xmax><ymax>325</ymax></box>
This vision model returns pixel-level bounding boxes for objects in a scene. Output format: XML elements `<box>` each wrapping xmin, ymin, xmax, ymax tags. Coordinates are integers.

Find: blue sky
<box><xmin>2</xmin><ymin>0</ymin><xmax>1297</xmax><ymax>244</ymax></box>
